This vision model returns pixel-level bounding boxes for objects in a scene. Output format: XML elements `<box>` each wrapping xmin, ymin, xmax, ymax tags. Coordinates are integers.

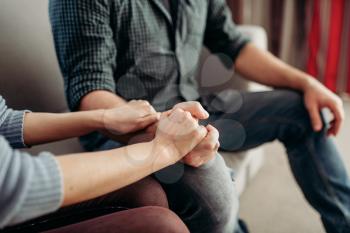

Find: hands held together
<box><xmin>103</xmin><ymin>100</ymin><xmax>219</xmax><ymax>167</ymax></box>
<box><xmin>156</xmin><ymin>102</ymin><xmax>220</xmax><ymax>167</ymax></box>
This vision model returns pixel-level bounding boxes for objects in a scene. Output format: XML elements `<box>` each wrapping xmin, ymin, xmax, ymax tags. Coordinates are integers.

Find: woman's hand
<box><xmin>154</xmin><ymin>108</ymin><xmax>207</xmax><ymax>165</ymax></box>
<box><xmin>182</xmin><ymin>125</ymin><xmax>220</xmax><ymax>167</ymax></box>
<box><xmin>103</xmin><ymin>100</ymin><xmax>160</xmax><ymax>135</ymax></box>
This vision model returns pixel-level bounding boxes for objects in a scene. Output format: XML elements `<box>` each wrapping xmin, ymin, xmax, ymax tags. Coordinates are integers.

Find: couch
<box><xmin>0</xmin><ymin>0</ymin><xmax>268</xmax><ymax>195</ymax></box>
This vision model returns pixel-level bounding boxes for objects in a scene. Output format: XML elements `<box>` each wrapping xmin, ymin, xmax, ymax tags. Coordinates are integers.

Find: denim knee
<box><xmin>272</xmin><ymin>90</ymin><xmax>316</xmax><ymax>144</ymax></box>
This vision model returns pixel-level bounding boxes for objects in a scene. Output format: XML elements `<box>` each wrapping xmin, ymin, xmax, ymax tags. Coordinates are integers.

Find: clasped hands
<box><xmin>103</xmin><ymin>100</ymin><xmax>219</xmax><ymax>167</ymax></box>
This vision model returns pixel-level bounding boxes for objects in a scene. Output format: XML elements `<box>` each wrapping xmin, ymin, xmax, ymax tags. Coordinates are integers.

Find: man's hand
<box><xmin>182</xmin><ymin>125</ymin><xmax>220</xmax><ymax>167</ymax></box>
<box><xmin>103</xmin><ymin>100</ymin><xmax>160</xmax><ymax>135</ymax></box>
<box><xmin>145</xmin><ymin>101</ymin><xmax>210</xmax><ymax>137</ymax></box>
<box><xmin>155</xmin><ymin>109</ymin><xmax>207</xmax><ymax>164</ymax></box>
<box><xmin>147</xmin><ymin>101</ymin><xmax>218</xmax><ymax>167</ymax></box>
<box><xmin>172</xmin><ymin>103</ymin><xmax>218</xmax><ymax>167</ymax></box>
<box><xmin>303</xmin><ymin>78</ymin><xmax>345</xmax><ymax>136</ymax></box>
<box><xmin>235</xmin><ymin>44</ymin><xmax>345</xmax><ymax>136</ymax></box>
<box><xmin>172</xmin><ymin>101</ymin><xmax>209</xmax><ymax>119</ymax></box>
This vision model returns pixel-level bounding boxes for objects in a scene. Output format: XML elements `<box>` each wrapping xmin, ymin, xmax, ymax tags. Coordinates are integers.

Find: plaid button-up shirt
<box><xmin>50</xmin><ymin>0</ymin><xmax>249</xmax><ymax>110</ymax></box>
<box><xmin>49</xmin><ymin>0</ymin><xmax>249</xmax><ymax>149</ymax></box>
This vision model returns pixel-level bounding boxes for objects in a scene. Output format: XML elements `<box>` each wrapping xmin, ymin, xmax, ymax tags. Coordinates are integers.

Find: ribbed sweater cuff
<box><xmin>2</xmin><ymin>110</ymin><xmax>30</xmax><ymax>149</ymax></box>
<box><xmin>17</xmin><ymin>153</ymin><xmax>63</xmax><ymax>223</ymax></box>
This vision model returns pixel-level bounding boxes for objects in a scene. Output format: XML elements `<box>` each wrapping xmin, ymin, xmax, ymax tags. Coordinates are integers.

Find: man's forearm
<box><xmin>80</xmin><ymin>90</ymin><xmax>130</xmax><ymax>143</ymax></box>
<box><xmin>235</xmin><ymin>43</ymin><xmax>313</xmax><ymax>91</ymax></box>
<box><xmin>79</xmin><ymin>90</ymin><xmax>152</xmax><ymax>144</ymax></box>
<box><xmin>79</xmin><ymin>90</ymin><xmax>127</xmax><ymax>111</ymax></box>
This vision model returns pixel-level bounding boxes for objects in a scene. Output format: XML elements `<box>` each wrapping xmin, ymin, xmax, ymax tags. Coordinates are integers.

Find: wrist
<box><xmin>151</xmin><ymin>138</ymin><xmax>179</xmax><ymax>166</ymax></box>
<box><xmin>299</xmin><ymin>76</ymin><xmax>312</xmax><ymax>92</ymax></box>
<box><xmin>294</xmin><ymin>73</ymin><xmax>318</xmax><ymax>92</ymax></box>
<box><xmin>89</xmin><ymin>109</ymin><xmax>106</xmax><ymax>131</ymax></box>
<box><xmin>282</xmin><ymin>65</ymin><xmax>315</xmax><ymax>92</ymax></box>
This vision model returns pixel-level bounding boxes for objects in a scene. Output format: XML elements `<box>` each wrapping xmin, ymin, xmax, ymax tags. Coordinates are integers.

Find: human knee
<box><xmin>273</xmin><ymin>90</ymin><xmax>316</xmax><ymax>141</ymax></box>
<box><xmin>209</xmin><ymin>188</ymin><xmax>239</xmax><ymax>232</ymax></box>
<box><xmin>117</xmin><ymin>177</ymin><xmax>168</xmax><ymax>208</ymax></box>
<box><xmin>146</xmin><ymin>207</ymin><xmax>190</xmax><ymax>233</ymax></box>
<box><xmin>273</xmin><ymin>90</ymin><xmax>306</xmax><ymax>117</ymax></box>
<box><xmin>191</xmin><ymin>157</ymin><xmax>239</xmax><ymax>232</ymax></box>
<box><xmin>135</xmin><ymin>178</ymin><xmax>169</xmax><ymax>208</ymax></box>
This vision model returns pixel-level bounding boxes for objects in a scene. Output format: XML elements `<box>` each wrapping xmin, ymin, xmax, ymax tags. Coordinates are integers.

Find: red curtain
<box><xmin>306</xmin><ymin>0</ymin><xmax>320</xmax><ymax>78</ymax></box>
<box><xmin>306</xmin><ymin>0</ymin><xmax>349</xmax><ymax>94</ymax></box>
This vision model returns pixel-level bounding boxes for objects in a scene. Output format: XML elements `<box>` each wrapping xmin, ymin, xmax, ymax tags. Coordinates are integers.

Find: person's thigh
<box><xmin>99</xmin><ymin>118</ymin><xmax>240</xmax><ymax>233</ymax></box>
<box><xmin>43</xmin><ymin>207</ymin><xmax>189</xmax><ymax>233</ymax></box>
<box><xmin>2</xmin><ymin>177</ymin><xmax>167</xmax><ymax>233</ymax></box>
<box><xmin>59</xmin><ymin>176</ymin><xmax>168</xmax><ymax>211</ymax></box>
<box><xmin>155</xmin><ymin>154</ymin><xmax>239</xmax><ymax>233</ymax></box>
<box><xmin>202</xmin><ymin>89</ymin><xmax>311</xmax><ymax>152</ymax></box>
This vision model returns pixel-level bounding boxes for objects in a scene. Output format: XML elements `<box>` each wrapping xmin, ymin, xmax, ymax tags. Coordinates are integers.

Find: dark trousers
<box><xmin>42</xmin><ymin>207</ymin><xmax>189</xmax><ymax>233</ymax></box>
<box><xmin>2</xmin><ymin>178</ymin><xmax>190</xmax><ymax>233</ymax></box>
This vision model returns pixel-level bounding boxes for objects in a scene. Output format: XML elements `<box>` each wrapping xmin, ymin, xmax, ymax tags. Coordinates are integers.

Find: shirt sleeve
<box><xmin>204</xmin><ymin>0</ymin><xmax>251</xmax><ymax>66</ymax></box>
<box><xmin>0</xmin><ymin>136</ymin><xmax>63</xmax><ymax>228</ymax></box>
<box><xmin>0</xmin><ymin>97</ymin><xmax>28</xmax><ymax>149</ymax></box>
<box><xmin>49</xmin><ymin>0</ymin><xmax>117</xmax><ymax>111</ymax></box>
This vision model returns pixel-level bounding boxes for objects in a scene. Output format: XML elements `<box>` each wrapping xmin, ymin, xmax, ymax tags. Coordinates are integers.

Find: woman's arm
<box><xmin>23</xmin><ymin>111</ymin><xmax>104</xmax><ymax>146</ymax></box>
<box><xmin>23</xmin><ymin>100</ymin><xmax>159</xmax><ymax>146</ymax></box>
<box><xmin>57</xmin><ymin>140</ymin><xmax>171</xmax><ymax>206</ymax></box>
<box><xmin>1</xmin><ymin>138</ymin><xmax>170</xmax><ymax>227</ymax></box>
<box><xmin>0</xmin><ymin>136</ymin><xmax>63</xmax><ymax>228</ymax></box>
<box><xmin>0</xmin><ymin>97</ymin><xmax>28</xmax><ymax>148</ymax></box>
<box><xmin>0</xmin><ymin>95</ymin><xmax>158</xmax><ymax>147</ymax></box>
<box><xmin>0</xmin><ymin>95</ymin><xmax>160</xmax><ymax>148</ymax></box>
<box><xmin>0</xmin><ymin>109</ymin><xmax>206</xmax><ymax>228</ymax></box>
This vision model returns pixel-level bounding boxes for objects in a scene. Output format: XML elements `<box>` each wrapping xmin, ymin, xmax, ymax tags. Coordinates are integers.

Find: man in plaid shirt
<box><xmin>50</xmin><ymin>0</ymin><xmax>350</xmax><ymax>232</ymax></box>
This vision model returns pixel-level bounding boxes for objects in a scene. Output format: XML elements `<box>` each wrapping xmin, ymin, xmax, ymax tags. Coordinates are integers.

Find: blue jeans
<box><xmin>202</xmin><ymin>89</ymin><xmax>350</xmax><ymax>233</ymax></box>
